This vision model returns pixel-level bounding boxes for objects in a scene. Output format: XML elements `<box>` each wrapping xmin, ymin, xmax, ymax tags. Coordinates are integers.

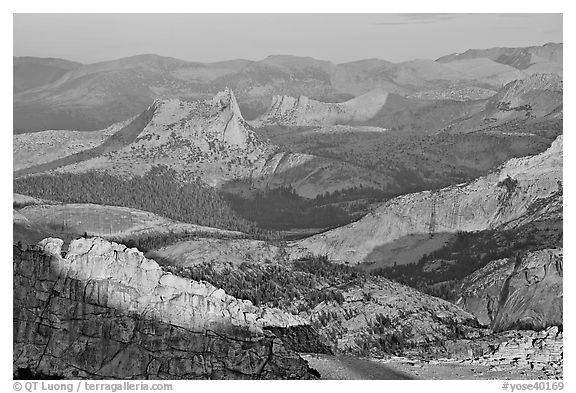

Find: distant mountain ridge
<box><xmin>14</xmin><ymin>43</ymin><xmax>562</xmax><ymax>132</ymax></box>
<box><xmin>437</xmin><ymin>43</ymin><xmax>562</xmax><ymax>70</ymax></box>
<box><xmin>444</xmin><ymin>73</ymin><xmax>563</xmax><ymax>133</ymax></box>
<box><xmin>253</xmin><ymin>71</ymin><xmax>562</xmax><ymax>133</ymax></box>
<box><xmin>13</xmin><ymin>56</ymin><xmax>82</xmax><ymax>93</ymax></box>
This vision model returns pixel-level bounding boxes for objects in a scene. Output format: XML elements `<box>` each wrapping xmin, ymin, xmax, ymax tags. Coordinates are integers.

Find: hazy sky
<box><xmin>13</xmin><ymin>13</ymin><xmax>562</xmax><ymax>64</ymax></box>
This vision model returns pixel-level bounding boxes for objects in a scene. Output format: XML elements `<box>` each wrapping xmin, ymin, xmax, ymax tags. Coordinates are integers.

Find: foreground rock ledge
<box><xmin>13</xmin><ymin>237</ymin><xmax>317</xmax><ymax>379</ymax></box>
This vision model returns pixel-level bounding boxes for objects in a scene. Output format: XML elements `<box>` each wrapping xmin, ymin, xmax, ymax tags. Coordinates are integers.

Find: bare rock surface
<box><xmin>51</xmin><ymin>89</ymin><xmax>265</xmax><ymax>181</ymax></box>
<box><xmin>13</xmin><ymin>237</ymin><xmax>316</xmax><ymax>379</ymax></box>
<box><xmin>252</xmin><ymin>91</ymin><xmax>389</xmax><ymax>127</ymax></box>
<box><xmin>13</xmin><ymin>120</ymin><xmax>126</xmax><ymax>171</ymax></box>
<box><xmin>16</xmin><ymin>202</ymin><xmax>243</xmax><ymax>239</ymax></box>
<box><xmin>291</xmin><ymin>135</ymin><xmax>562</xmax><ymax>264</ymax></box>
<box><xmin>456</xmin><ymin>249</ymin><xmax>563</xmax><ymax>331</ymax></box>
<box><xmin>489</xmin><ymin>74</ymin><xmax>563</xmax><ymax>120</ymax></box>
<box><xmin>308</xmin><ymin>326</ymin><xmax>563</xmax><ymax>380</ymax></box>
<box><xmin>445</xmin><ymin>73</ymin><xmax>563</xmax><ymax>133</ymax></box>
<box><xmin>149</xmin><ymin>238</ymin><xmax>282</xmax><ymax>267</ymax></box>
<box><xmin>458</xmin><ymin>327</ymin><xmax>563</xmax><ymax>379</ymax></box>
<box><xmin>410</xmin><ymin>86</ymin><xmax>497</xmax><ymax>101</ymax></box>
<box><xmin>307</xmin><ymin>277</ymin><xmax>488</xmax><ymax>358</ymax></box>
<box><xmin>13</xmin><ymin>193</ymin><xmax>61</xmax><ymax>207</ymax></box>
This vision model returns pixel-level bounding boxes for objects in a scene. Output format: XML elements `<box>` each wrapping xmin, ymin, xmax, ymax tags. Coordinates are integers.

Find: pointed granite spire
<box><xmin>213</xmin><ymin>87</ymin><xmax>244</xmax><ymax>121</ymax></box>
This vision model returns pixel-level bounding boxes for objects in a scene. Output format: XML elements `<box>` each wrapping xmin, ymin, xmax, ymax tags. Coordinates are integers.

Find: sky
<box><xmin>13</xmin><ymin>13</ymin><xmax>563</xmax><ymax>64</ymax></box>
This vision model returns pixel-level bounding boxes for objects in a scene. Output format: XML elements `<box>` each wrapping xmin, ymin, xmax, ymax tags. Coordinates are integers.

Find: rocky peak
<box><xmin>140</xmin><ymin>89</ymin><xmax>253</xmax><ymax>149</ymax></box>
<box><xmin>149</xmin><ymin>98</ymin><xmax>164</xmax><ymax>112</ymax></box>
<box><xmin>210</xmin><ymin>88</ymin><xmax>250</xmax><ymax>148</ymax></box>
<box><xmin>212</xmin><ymin>87</ymin><xmax>243</xmax><ymax>119</ymax></box>
<box><xmin>547</xmin><ymin>134</ymin><xmax>563</xmax><ymax>153</ymax></box>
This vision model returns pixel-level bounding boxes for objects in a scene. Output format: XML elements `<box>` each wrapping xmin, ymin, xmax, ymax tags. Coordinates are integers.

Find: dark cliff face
<box><xmin>264</xmin><ymin>325</ymin><xmax>333</xmax><ymax>355</ymax></box>
<box><xmin>13</xmin><ymin>245</ymin><xmax>316</xmax><ymax>379</ymax></box>
<box><xmin>456</xmin><ymin>249</ymin><xmax>563</xmax><ymax>332</ymax></box>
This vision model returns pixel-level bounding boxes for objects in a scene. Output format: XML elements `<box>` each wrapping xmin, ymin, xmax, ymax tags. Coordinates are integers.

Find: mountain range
<box><xmin>13</xmin><ymin>41</ymin><xmax>564</xmax><ymax>379</ymax></box>
<box><xmin>14</xmin><ymin>66</ymin><xmax>563</xmax><ymax>203</ymax></box>
<box><xmin>13</xmin><ymin>43</ymin><xmax>562</xmax><ymax>133</ymax></box>
<box><xmin>14</xmin><ymin>88</ymin><xmax>392</xmax><ymax>198</ymax></box>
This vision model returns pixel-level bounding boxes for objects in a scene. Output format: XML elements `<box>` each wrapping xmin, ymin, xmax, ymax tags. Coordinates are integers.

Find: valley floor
<box><xmin>301</xmin><ymin>354</ymin><xmax>562</xmax><ymax>380</ymax></box>
<box><xmin>301</xmin><ymin>354</ymin><xmax>413</xmax><ymax>380</ymax></box>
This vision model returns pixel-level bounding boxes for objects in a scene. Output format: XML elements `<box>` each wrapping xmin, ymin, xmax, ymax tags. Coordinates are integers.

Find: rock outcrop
<box><xmin>45</xmin><ymin>89</ymin><xmax>266</xmax><ymax>183</ymax></box>
<box><xmin>252</xmin><ymin>91</ymin><xmax>389</xmax><ymax>127</ymax></box>
<box><xmin>13</xmin><ymin>237</ymin><xmax>316</xmax><ymax>379</ymax></box>
<box><xmin>148</xmin><ymin>238</ymin><xmax>283</xmax><ymax>267</ymax></box>
<box><xmin>488</xmin><ymin>73</ymin><xmax>563</xmax><ymax>119</ymax></box>
<box><xmin>290</xmin><ymin>135</ymin><xmax>562</xmax><ymax>264</ymax></box>
<box><xmin>465</xmin><ymin>327</ymin><xmax>563</xmax><ymax>378</ymax></box>
<box><xmin>496</xmin><ymin>74</ymin><xmax>562</xmax><ymax>103</ymax></box>
<box><xmin>16</xmin><ymin>202</ymin><xmax>243</xmax><ymax>240</ymax></box>
<box><xmin>455</xmin><ymin>249</ymin><xmax>563</xmax><ymax>331</ymax></box>
<box><xmin>307</xmin><ymin>278</ymin><xmax>489</xmax><ymax>358</ymax></box>
<box><xmin>13</xmin><ymin>121</ymin><xmax>125</xmax><ymax>172</ymax></box>
<box><xmin>410</xmin><ymin>86</ymin><xmax>497</xmax><ymax>101</ymax></box>
<box><xmin>142</xmin><ymin>88</ymin><xmax>255</xmax><ymax>151</ymax></box>
<box><xmin>249</xmin><ymin>150</ymin><xmax>391</xmax><ymax>198</ymax></box>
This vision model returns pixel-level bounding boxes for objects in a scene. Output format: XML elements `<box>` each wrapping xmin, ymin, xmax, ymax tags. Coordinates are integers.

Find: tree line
<box><xmin>13</xmin><ymin>166</ymin><xmax>276</xmax><ymax>239</ymax></box>
<box><xmin>224</xmin><ymin>185</ymin><xmax>383</xmax><ymax>230</ymax></box>
<box><xmin>162</xmin><ymin>254</ymin><xmax>366</xmax><ymax>310</ymax></box>
<box><xmin>372</xmin><ymin>223</ymin><xmax>562</xmax><ymax>301</ymax></box>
